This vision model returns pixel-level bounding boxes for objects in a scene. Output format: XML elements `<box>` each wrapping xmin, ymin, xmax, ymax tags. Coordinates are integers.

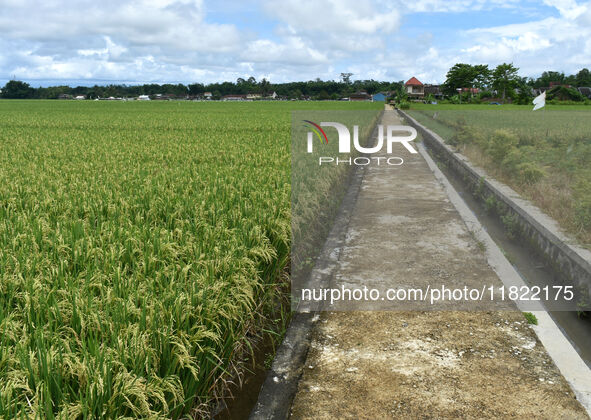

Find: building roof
<box><xmin>349</xmin><ymin>91</ymin><xmax>371</xmax><ymax>99</ymax></box>
<box><xmin>405</xmin><ymin>77</ymin><xmax>423</xmax><ymax>86</ymax></box>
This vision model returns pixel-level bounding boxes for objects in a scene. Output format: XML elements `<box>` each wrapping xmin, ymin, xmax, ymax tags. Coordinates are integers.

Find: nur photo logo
<box><xmin>303</xmin><ymin>120</ymin><xmax>418</xmax><ymax>166</ymax></box>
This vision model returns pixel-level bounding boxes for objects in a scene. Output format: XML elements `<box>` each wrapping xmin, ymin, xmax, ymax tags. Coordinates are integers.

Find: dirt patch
<box><xmin>291</xmin><ymin>311</ymin><xmax>587</xmax><ymax>419</ymax></box>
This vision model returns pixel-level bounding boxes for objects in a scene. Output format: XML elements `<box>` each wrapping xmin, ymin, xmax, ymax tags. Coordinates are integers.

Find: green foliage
<box><xmin>450</xmin><ymin>123</ymin><xmax>485</xmax><ymax>146</ymax></box>
<box><xmin>487</xmin><ymin>129</ymin><xmax>519</xmax><ymax>162</ymax></box>
<box><xmin>523</xmin><ymin>312</ymin><xmax>538</xmax><ymax>325</ymax></box>
<box><xmin>2</xmin><ymin>79</ymin><xmax>405</xmax><ymax>101</ymax></box>
<box><xmin>0</xmin><ymin>80</ymin><xmax>35</xmax><ymax>99</ymax></box>
<box><xmin>424</xmin><ymin>93</ymin><xmax>435</xmax><ymax>103</ymax></box>
<box><xmin>408</xmin><ymin>106</ymin><xmax>591</xmax><ymax>245</ymax></box>
<box><xmin>443</xmin><ymin>63</ymin><xmax>490</xmax><ymax>95</ymax></box>
<box><xmin>574</xmin><ymin>180</ymin><xmax>591</xmax><ymax>231</ymax></box>
<box><xmin>398</xmin><ymin>101</ymin><xmax>410</xmax><ymax>109</ymax></box>
<box><xmin>575</xmin><ymin>68</ymin><xmax>591</xmax><ymax>87</ymax></box>
<box><xmin>492</xmin><ymin>63</ymin><xmax>519</xmax><ymax>103</ymax></box>
<box><xmin>501</xmin><ymin>211</ymin><xmax>520</xmax><ymax>239</ymax></box>
<box><xmin>546</xmin><ymin>85</ymin><xmax>585</xmax><ymax>102</ymax></box>
<box><xmin>515</xmin><ymin>162</ymin><xmax>545</xmax><ymax>184</ymax></box>
<box><xmin>484</xmin><ymin>195</ymin><xmax>497</xmax><ymax>213</ymax></box>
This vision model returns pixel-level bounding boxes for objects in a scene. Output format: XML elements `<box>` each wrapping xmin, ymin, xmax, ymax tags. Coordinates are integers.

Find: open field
<box><xmin>407</xmin><ymin>104</ymin><xmax>591</xmax><ymax>248</ymax></box>
<box><xmin>0</xmin><ymin>100</ymin><xmax>381</xmax><ymax>418</ymax></box>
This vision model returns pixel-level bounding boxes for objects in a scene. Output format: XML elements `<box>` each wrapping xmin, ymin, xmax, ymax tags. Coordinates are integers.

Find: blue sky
<box><xmin>0</xmin><ymin>0</ymin><xmax>590</xmax><ymax>86</ymax></box>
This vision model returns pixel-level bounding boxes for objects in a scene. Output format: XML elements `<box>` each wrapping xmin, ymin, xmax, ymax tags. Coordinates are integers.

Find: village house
<box><xmin>372</xmin><ymin>92</ymin><xmax>387</xmax><ymax>101</ymax></box>
<box><xmin>222</xmin><ymin>94</ymin><xmax>246</xmax><ymax>101</ymax></box>
<box><xmin>349</xmin><ymin>91</ymin><xmax>371</xmax><ymax>101</ymax></box>
<box><xmin>405</xmin><ymin>77</ymin><xmax>424</xmax><ymax>99</ymax></box>
<box><xmin>423</xmin><ymin>84</ymin><xmax>443</xmax><ymax>100</ymax></box>
<box><xmin>578</xmin><ymin>87</ymin><xmax>591</xmax><ymax>98</ymax></box>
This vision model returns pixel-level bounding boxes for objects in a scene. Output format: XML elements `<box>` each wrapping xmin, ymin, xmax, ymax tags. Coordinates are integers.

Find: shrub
<box><xmin>451</xmin><ymin>124</ymin><xmax>485</xmax><ymax>146</ymax></box>
<box><xmin>523</xmin><ymin>312</ymin><xmax>538</xmax><ymax>325</ymax></box>
<box><xmin>574</xmin><ymin>180</ymin><xmax>591</xmax><ymax>231</ymax></box>
<box><xmin>516</xmin><ymin>162</ymin><xmax>545</xmax><ymax>184</ymax></box>
<box><xmin>500</xmin><ymin>148</ymin><xmax>524</xmax><ymax>174</ymax></box>
<box><xmin>488</xmin><ymin>129</ymin><xmax>519</xmax><ymax>163</ymax></box>
<box><xmin>546</xmin><ymin>85</ymin><xmax>585</xmax><ymax>102</ymax></box>
<box><xmin>398</xmin><ymin>101</ymin><xmax>410</xmax><ymax>109</ymax></box>
<box><xmin>501</xmin><ymin>211</ymin><xmax>520</xmax><ymax>239</ymax></box>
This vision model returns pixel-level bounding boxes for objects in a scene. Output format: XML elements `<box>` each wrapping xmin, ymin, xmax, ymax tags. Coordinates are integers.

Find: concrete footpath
<box><xmin>288</xmin><ymin>110</ymin><xmax>589</xmax><ymax>419</ymax></box>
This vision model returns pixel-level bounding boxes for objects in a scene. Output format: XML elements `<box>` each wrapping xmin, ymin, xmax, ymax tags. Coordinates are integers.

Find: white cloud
<box><xmin>264</xmin><ymin>0</ymin><xmax>400</xmax><ymax>34</ymax></box>
<box><xmin>397</xmin><ymin>0</ymin><xmax>521</xmax><ymax>13</ymax></box>
<box><xmin>241</xmin><ymin>38</ymin><xmax>328</xmax><ymax>65</ymax></box>
<box><xmin>458</xmin><ymin>1</ymin><xmax>591</xmax><ymax>75</ymax></box>
<box><xmin>542</xmin><ymin>0</ymin><xmax>587</xmax><ymax>18</ymax></box>
<box><xmin>0</xmin><ymin>0</ymin><xmax>590</xmax><ymax>85</ymax></box>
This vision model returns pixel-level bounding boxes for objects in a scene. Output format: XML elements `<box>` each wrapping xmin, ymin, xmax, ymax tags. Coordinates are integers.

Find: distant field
<box><xmin>407</xmin><ymin>104</ymin><xmax>591</xmax><ymax>248</ymax></box>
<box><xmin>0</xmin><ymin>99</ymin><xmax>382</xmax><ymax>418</ymax></box>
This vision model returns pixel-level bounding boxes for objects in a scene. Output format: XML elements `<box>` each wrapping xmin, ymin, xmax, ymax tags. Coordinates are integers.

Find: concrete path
<box><xmin>288</xmin><ymin>110</ymin><xmax>589</xmax><ymax>419</ymax></box>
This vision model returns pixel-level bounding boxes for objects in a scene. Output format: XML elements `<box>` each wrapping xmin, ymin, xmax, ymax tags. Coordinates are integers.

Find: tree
<box><xmin>492</xmin><ymin>63</ymin><xmax>519</xmax><ymax>103</ymax></box>
<box><xmin>472</xmin><ymin>65</ymin><xmax>491</xmax><ymax>89</ymax></box>
<box><xmin>514</xmin><ymin>77</ymin><xmax>533</xmax><ymax>105</ymax></box>
<box><xmin>546</xmin><ymin>85</ymin><xmax>585</xmax><ymax>101</ymax></box>
<box><xmin>533</xmin><ymin>71</ymin><xmax>565</xmax><ymax>88</ymax></box>
<box><xmin>442</xmin><ymin>63</ymin><xmax>489</xmax><ymax>95</ymax></box>
<box><xmin>394</xmin><ymin>84</ymin><xmax>407</xmax><ymax>102</ymax></box>
<box><xmin>259</xmin><ymin>78</ymin><xmax>271</xmax><ymax>96</ymax></box>
<box><xmin>340</xmin><ymin>73</ymin><xmax>353</xmax><ymax>84</ymax></box>
<box><xmin>576</xmin><ymin>68</ymin><xmax>591</xmax><ymax>87</ymax></box>
<box><xmin>1</xmin><ymin>80</ymin><xmax>35</xmax><ymax>99</ymax></box>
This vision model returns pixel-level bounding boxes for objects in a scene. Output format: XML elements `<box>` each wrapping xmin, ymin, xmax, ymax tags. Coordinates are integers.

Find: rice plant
<box><xmin>0</xmin><ymin>99</ymin><xmax>382</xmax><ymax>418</ymax></box>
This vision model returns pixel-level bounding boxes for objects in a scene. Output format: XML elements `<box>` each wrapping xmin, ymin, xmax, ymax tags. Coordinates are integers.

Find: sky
<box><xmin>0</xmin><ymin>0</ymin><xmax>590</xmax><ymax>86</ymax></box>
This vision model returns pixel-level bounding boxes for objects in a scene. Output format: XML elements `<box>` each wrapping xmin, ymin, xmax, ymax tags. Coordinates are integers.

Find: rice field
<box><xmin>407</xmin><ymin>104</ymin><xmax>591</xmax><ymax>247</ymax></box>
<box><xmin>0</xmin><ymin>99</ymin><xmax>382</xmax><ymax>419</ymax></box>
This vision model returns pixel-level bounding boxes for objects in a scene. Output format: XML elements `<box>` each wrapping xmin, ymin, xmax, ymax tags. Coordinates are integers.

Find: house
<box><xmin>222</xmin><ymin>94</ymin><xmax>246</xmax><ymax>101</ymax></box>
<box><xmin>203</xmin><ymin>92</ymin><xmax>213</xmax><ymax>99</ymax></box>
<box><xmin>372</xmin><ymin>92</ymin><xmax>387</xmax><ymax>102</ymax></box>
<box><xmin>58</xmin><ymin>93</ymin><xmax>72</xmax><ymax>100</ymax></box>
<box><xmin>549</xmin><ymin>82</ymin><xmax>573</xmax><ymax>89</ymax></box>
<box><xmin>138</xmin><ymin>95</ymin><xmax>150</xmax><ymax>101</ymax></box>
<box><xmin>460</xmin><ymin>87</ymin><xmax>479</xmax><ymax>95</ymax></box>
<box><xmin>578</xmin><ymin>87</ymin><xmax>591</xmax><ymax>98</ymax></box>
<box><xmin>349</xmin><ymin>91</ymin><xmax>371</xmax><ymax>101</ymax></box>
<box><xmin>423</xmin><ymin>84</ymin><xmax>443</xmax><ymax>99</ymax></box>
<box><xmin>405</xmin><ymin>77</ymin><xmax>424</xmax><ymax>99</ymax></box>
<box><xmin>75</xmin><ymin>95</ymin><xmax>86</xmax><ymax>100</ymax></box>
<box><xmin>246</xmin><ymin>93</ymin><xmax>262</xmax><ymax>100</ymax></box>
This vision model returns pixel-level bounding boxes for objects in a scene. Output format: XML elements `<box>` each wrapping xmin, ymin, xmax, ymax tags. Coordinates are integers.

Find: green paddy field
<box><xmin>0</xmin><ymin>100</ymin><xmax>380</xmax><ymax>419</ymax></box>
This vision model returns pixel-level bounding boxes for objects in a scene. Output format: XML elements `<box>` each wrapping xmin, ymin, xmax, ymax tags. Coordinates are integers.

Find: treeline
<box><xmin>441</xmin><ymin>64</ymin><xmax>591</xmax><ymax>104</ymax></box>
<box><xmin>0</xmin><ymin>77</ymin><xmax>402</xmax><ymax>100</ymax></box>
<box><xmin>3</xmin><ymin>66</ymin><xmax>590</xmax><ymax>102</ymax></box>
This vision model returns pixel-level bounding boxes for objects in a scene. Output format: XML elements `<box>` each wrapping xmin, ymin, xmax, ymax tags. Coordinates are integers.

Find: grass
<box><xmin>0</xmin><ymin>99</ymin><xmax>382</xmax><ymax>418</ymax></box>
<box><xmin>407</xmin><ymin>104</ymin><xmax>591</xmax><ymax>249</ymax></box>
<box><xmin>523</xmin><ymin>312</ymin><xmax>538</xmax><ymax>325</ymax></box>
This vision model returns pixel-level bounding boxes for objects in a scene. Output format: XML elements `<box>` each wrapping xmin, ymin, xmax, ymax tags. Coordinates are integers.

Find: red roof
<box><xmin>405</xmin><ymin>77</ymin><xmax>423</xmax><ymax>86</ymax></box>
